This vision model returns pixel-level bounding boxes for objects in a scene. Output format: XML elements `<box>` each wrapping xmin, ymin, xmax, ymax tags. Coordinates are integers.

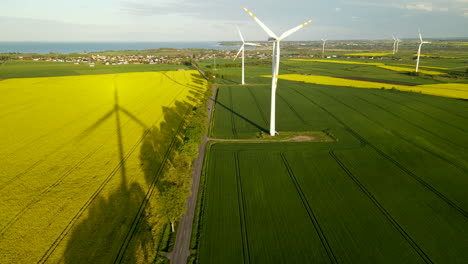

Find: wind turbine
<box><xmin>234</xmin><ymin>25</ymin><xmax>260</xmax><ymax>85</ymax></box>
<box><xmin>415</xmin><ymin>30</ymin><xmax>430</xmax><ymax>73</ymax></box>
<box><xmin>392</xmin><ymin>36</ymin><xmax>397</xmax><ymax>54</ymax></box>
<box><xmin>243</xmin><ymin>7</ymin><xmax>312</xmax><ymax>136</ymax></box>
<box><xmin>396</xmin><ymin>37</ymin><xmax>401</xmax><ymax>53</ymax></box>
<box><xmin>321</xmin><ymin>39</ymin><xmax>327</xmax><ymax>55</ymax></box>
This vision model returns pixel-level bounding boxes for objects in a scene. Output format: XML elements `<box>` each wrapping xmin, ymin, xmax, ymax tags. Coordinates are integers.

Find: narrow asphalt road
<box><xmin>166</xmin><ymin>84</ymin><xmax>217</xmax><ymax>264</ymax></box>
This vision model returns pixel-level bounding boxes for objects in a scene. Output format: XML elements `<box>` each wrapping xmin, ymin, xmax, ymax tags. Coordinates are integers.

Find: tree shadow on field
<box><xmin>62</xmin><ymin>74</ymin><xmax>204</xmax><ymax>263</ymax></box>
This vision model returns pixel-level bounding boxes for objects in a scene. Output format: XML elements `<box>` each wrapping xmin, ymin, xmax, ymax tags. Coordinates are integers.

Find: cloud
<box><xmin>405</xmin><ymin>2</ymin><xmax>432</xmax><ymax>11</ymax></box>
<box><xmin>336</xmin><ymin>7</ymin><xmax>342</xmax><ymax>12</ymax></box>
<box><xmin>351</xmin><ymin>16</ymin><xmax>360</xmax><ymax>22</ymax></box>
<box><xmin>346</xmin><ymin>0</ymin><xmax>468</xmax><ymax>16</ymax></box>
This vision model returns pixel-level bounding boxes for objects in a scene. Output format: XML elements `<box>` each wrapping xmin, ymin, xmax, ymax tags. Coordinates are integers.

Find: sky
<box><xmin>1</xmin><ymin>0</ymin><xmax>467</xmax><ymax>42</ymax></box>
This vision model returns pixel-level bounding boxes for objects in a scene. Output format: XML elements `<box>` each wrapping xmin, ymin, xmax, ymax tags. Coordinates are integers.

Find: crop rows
<box><xmin>0</xmin><ymin>71</ymin><xmax>207</xmax><ymax>263</ymax></box>
<box><xmin>196</xmin><ymin>78</ymin><xmax>468</xmax><ymax>263</ymax></box>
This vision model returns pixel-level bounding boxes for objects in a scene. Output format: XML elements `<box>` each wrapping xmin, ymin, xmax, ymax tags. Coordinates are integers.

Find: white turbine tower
<box><xmin>415</xmin><ymin>30</ymin><xmax>430</xmax><ymax>73</ymax></box>
<box><xmin>243</xmin><ymin>7</ymin><xmax>312</xmax><ymax>136</ymax></box>
<box><xmin>396</xmin><ymin>37</ymin><xmax>401</xmax><ymax>53</ymax></box>
<box><xmin>321</xmin><ymin>39</ymin><xmax>327</xmax><ymax>55</ymax></box>
<box><xmin>234</xmin><ymin>25</ymin><xmax>260</xmax><ymax>85</ymax></box>
<box><xmin>392</xmin><ymin>36</ymin><xmax>397</xmax><ymax>54</ymax></box>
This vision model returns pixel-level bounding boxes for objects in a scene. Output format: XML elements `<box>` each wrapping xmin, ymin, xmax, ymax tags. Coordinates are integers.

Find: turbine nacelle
<box><xmin>243</xmin><ymin>6</ymin><xmax>312</xmax><ymax>136</ymax></box>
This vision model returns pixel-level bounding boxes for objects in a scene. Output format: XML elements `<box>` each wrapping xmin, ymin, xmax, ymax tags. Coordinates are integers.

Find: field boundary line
<box><xmin>234</xmin><ymin>152</ymin><xmax>250</xmax><ymax>264</ymax></box>
<box><xmin>189</xmin><ymin>142</ymin><xmax>214</xmax><ymax>261</ymax></box>
<box><xmin>294</xmin><ymin>85</ymin><xmax>468</xmax><ymax>219</ymax></box>
<box><xmin>114</xmin><ymin>106</ymin><xmax>192</xmax><ymax>263</ymax></box>
<box><xmin>167</xmin><ymin>83</ymin><xmax>216</xmax><ymax>264</ymax></box>
<box><xmin>280</xmin><ymin>153</ymin><xmax>338</xmax><ymax>264</ymax></box>
<box><xmin>246</xmin><ymin>86</ymin><xmax>268</xmax><ymax>127</ymax></box>
<box><xmin>115</xmin><ymin>75</ymin><xmax>200</xmax><ymax>262</ymax></box>
<box><xmin>329</xmin><ymin>150</ymin><xmax>434</xmax><ymax>264</ymax></box>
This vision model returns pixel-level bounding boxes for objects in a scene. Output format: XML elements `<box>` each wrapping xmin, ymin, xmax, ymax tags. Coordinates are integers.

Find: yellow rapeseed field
<box><xmin>393</xmin><ymin>63</ymin><xmax>449</xmax><ymax>70</ymax></box>
<box><xmin>0</xmin><ymin>70</ymin><xmax>207</xmax><ymax>263</ymax></box>
<box><xmin>378</xmin><ymin>65</ymin><xmax>446</xmax><ymax>75</ymax></box>
<box><xmin>271</xmin><ymin>74</ymin><xmax>468</xmax><ymax>99</ymax></box>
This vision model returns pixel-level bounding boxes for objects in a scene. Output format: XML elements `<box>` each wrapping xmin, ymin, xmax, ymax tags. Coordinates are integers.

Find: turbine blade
<box><xmin>392</xmin><ymin>35</ymin><xmax>396</xmax><ymax>40</ymax></box>
<box><xmin>279</xmin><ymin>19</ymin><xmax>313</xmax><ymax>40</ymax></box>
<box><xmin>243</xmin><ymin>7</ymin><xmax>279</xmax><ymax>39</ymax></box>
<box><xmin>419</xmin><ymin>30</ymin><xmax>423</xmax><ymax>42</ymax></box>
<box><xmin>236</xmin><ymin>25</ymin><xmax>245</xmax><ymax>43</ymax></box>
<box><xmin>234</xmin><ymin>45</ymin><xmax>244</xmax><ymax>61</ymax></box>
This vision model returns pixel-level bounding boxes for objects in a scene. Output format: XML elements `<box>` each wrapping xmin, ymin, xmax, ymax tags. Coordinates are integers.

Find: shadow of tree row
<box><xmin>61</xmin><ymin>75</ymin><xmax>205</xmax><ymax>264</ymax></box>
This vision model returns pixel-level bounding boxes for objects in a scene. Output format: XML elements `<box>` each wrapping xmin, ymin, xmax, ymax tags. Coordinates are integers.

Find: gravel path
<box><xmin>166</xmin><ymin>84</ymin><xmax>217</xmax><ymax>264</ymax></box>
<box><xmin>166</xmin><ymin>84</ymin><xmax>329</xmax><ymax>264</ymax></box>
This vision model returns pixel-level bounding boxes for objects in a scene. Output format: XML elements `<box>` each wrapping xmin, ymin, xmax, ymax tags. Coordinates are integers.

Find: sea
<box><xmin>0</xmin><ymin>42</ymin><xmax>240</xmax><ymax>54</ymax></box>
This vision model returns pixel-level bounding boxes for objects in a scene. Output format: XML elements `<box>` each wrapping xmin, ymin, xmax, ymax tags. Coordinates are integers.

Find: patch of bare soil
<box><xmin>288</xmin><ymin>136</ymin><xmax>315</xmax><ymax>141</ymax></box>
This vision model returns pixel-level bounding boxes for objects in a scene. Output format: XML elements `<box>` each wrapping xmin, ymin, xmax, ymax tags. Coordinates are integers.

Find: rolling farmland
<box><xmin>194</xmin><ymin>79</ymin><xmax>468</xmax><ymax>263</ymax></box>
<box><xmin>0</xmin><ymin>70</ymin><xmax>207</xmax><ymax>263</ymax></box>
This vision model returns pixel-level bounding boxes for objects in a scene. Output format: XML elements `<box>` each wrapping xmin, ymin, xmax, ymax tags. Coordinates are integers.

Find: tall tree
<box><xmin>158</xmin><ymin>153</ymin><xmax>192</xmax><ymax>232</ymax></box>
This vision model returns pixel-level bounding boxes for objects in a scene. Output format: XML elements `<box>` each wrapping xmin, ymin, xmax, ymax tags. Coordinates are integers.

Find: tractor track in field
<box><xmin>292</xmin><ymin>85</ymin><xmax>468</xmax><ymax>219</ymax></box>
<box><xmin>277</xmin><ymin>92</ymin><xmax>307</xmax><ymax>125</ymax></box>
<box><xmin>246</xmin><ymin>86</ymin><xmax>269</xmax><ymax>128</ymax></box>
<box><xmin>367</xmin><ymin>91</ymin><xmax>468</xmax><ymax>133</ymax></box>
<box><xmin>0</xmin><ymin>139</ymin><xmax>107</xmax><ymax>236</ymax></box>
<box><xmin>0</xmin><ymin>83</ymin><xmax>159</xmax><ymax>235</ymax></box>
<box><xmin>0</xmin><ymin>81</ymin><xmax>168</xmax><ymax>234</ymax></box>
<box><xmin>38</xmin><ymin>81</ymin><xmax>191</xmax><ymax>264</ymax></box>
<box><xmin>319</xmin><ymin>89</ymin><xmax>468</xmax><ymax>174</ymax></box>
<box><xmin>354</xmin><ymin>95</ymin><xmax>468</xmax><ymax>151</ymax></box>
<box><xmin>281</xmin><ymin>153</ymin><xmax>338</xmax><ymax>264</ymax></box>
<box><xmin>0</xmin><ymin>81</ymin><xmax>158</xmax><ymax>192</ymax></box>
<box><xmin>0</xmin><ymin>103</ymin><xmax>111</xmax><ymax>192</ymax></box>
<box><xmin>234</xmin><ymin>152</ymin><xmax>251</xmax><ymax>264</ymax></box>
<box><xmin>411</xmin><ymin>95</ymin><xmax>468</xmax><ymax>119</ymax></box>
<box><xmin>329</xmin><ymin>151</ymin><xmax>434</xmax><ymax>264</ymax></box>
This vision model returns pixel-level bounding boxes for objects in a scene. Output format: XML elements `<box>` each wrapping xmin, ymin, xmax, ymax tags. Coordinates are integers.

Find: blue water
<box><xmin>0</xmin><ymin>42</ymin><xmax>239</xmax><ymax>54</ymax></box>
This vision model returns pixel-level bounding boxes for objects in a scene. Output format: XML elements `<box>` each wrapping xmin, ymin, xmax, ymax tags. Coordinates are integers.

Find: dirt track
<box><xmin>166</xmin><ymin>84</ymin><xmax>217</xmax><ymax>264</ymax></box>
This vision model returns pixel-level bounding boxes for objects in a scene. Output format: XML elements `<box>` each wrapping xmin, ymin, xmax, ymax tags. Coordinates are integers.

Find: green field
<box><xmin>0</xmin><ymin>70</ymin><xmax>207</xmax><ymax>263</ymax></box>
<box><xmin>193</xmin><ymin>76</ymin><xmax>468</xmax><ymax>263</ymax></box>
<box><xmin>0</xmin><ymin>60</ymin><xmax>189</xmax><ymax>79</ymax></box>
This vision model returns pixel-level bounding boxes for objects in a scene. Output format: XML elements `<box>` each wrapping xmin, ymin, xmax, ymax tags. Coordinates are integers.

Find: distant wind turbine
<box><xmin>321</xmin><ymin>39</ymin><xmax>327</xmax><ymax>55</ymax></box>
<box><xmin>415</xmin><ymin>30</ymin><xmax>430</xmax><ymax>73</ymax></box>
<box><xmin>396</xmin><ymin>37</ymin><xmax>401</xmax><ymax>53</ymax></box>
<box><xmin>243</xmin><ymin>7</ymin><xmax>312</xmax><ymax>136</ymax></box>
<box><xmin>392</xmin><ymin>36</ymin><xmax>397</xmax><ymax>54</ymax></box>
<box><xmin>234</xmin><ymin>25</ymin><xmax>260</xmax><ymax>85</ymax></box>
